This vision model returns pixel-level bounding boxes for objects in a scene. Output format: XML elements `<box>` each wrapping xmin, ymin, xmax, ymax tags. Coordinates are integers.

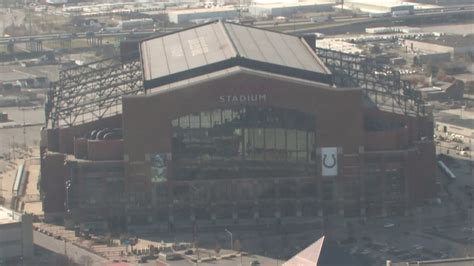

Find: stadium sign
<box><xmin>321</xmin><ymin>147</ymin><xmax>338</xmax><ymax>176</ymax></box>
<box><xmin>219</xmin><ymin>94</ymin><xmax>267</xmax><ymax>103</ymax></box>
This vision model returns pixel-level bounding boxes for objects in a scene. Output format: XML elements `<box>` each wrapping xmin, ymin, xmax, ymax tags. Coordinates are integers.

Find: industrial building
<box><xmin>167</xmin><ymin>7</ymin><xmax>239</xmax><ymax>24</ymax></box>
<box><xmin>0</xmin><ymin>206</ymin><xmax>34</xmax><ymax>262</ymax></box>
<box><xmin>343</xmin><ymin>0</ymin><xmax>414</xmax><ymax>15</ymax></box>
<box><xmin>249</xmin><ymin>2</ymin><xmax>333</xmax><ymax>17</ymax></box>
<box><xmin>415</xmin><ymin>81</ymin><xmax>464</xmax><ymax>102</ymax></box>
<box><xmin>435</xmin><ymin>109</ymin><xmax>474</xmax><ymax>146</ymax></box>
<box><xmin>40</xmin><ymin>21</ymin><xmax>436</xmax><ymax>230</ymax></box>
<box><xmin>403</xmin><ymin>35</ymin><xmax>474</xmax><ymax>60</ymax></box>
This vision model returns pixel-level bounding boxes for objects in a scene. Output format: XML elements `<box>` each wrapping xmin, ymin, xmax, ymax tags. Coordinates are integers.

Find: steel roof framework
<box><xmin>46</xmin><ymin>55</ymin><xmax>144</xmax><ymax>128</ymax></box>
<box><xmin>315</xmin><ymin>47</ymin><xmax>426</xmax><ymax>118</ymax></box>
<box><xmin>46</xmin><ymin>47</ymin><xmax>427</xmax><ymax>129</ymax></box>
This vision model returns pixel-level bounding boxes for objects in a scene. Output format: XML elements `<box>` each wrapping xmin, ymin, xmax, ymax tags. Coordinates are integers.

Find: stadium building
<box><xmin>40</xmin><ymin>21</ymin><xmax>436</xmax><ymax>230</ymax></box>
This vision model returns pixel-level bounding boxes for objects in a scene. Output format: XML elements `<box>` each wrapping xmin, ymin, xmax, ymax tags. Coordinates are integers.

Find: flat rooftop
<box><xmin>393</xmin><ymin>257</ymin><xmax>474</xmax><ymax>266</ymax></box>
<box><xmin>435</xmin><ymin>109</ymin><xmax>474</xmax><ymax>130</ymax></box>
<box><xmin>251</xmin><ymin>2</ymin><xmax>333</xmax><ymax>8</ymax></box>
<box><xmin>345</xmin><ymin>0</ymin><xmax>414</xmax><ymax>8</ymax></box>
<box><xmin>418</xmin><ymin>34</ymin><xmax>474</xmax><ymax>48</ymax></box>
<box><xmin>0</xmin><ymin>206</ymin><xmax>21</xmax><ymax>225</ymax></box>
<box><xmin>167</xmin><ymin>7</ymin><xmax>237</xmax><ymax>15</ymax></box>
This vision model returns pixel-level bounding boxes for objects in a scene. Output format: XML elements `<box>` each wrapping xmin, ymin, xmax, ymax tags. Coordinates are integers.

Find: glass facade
<box><xmin>171</xmin><ymin>106</ymin><xmax>316</xmax><ymax>180</ymax></box>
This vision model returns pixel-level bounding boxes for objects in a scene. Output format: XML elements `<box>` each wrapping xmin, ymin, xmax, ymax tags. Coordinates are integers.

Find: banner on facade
<box><xmin>321</xmin><ymin>147</ymin><xmax>338</xmax><ymax>176</ymax></box>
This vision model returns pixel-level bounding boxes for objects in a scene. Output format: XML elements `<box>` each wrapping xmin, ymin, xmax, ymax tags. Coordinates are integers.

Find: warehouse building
<box><xmin>435</xmin><ymin>109</ymin><xmax>474</xmax><ymax>146</ymax></box>
<box><xmin>343</xmin><ymin>0</ymin><xmax>414</xmax><ymax>15</ymax></box>
<box><xmin>403</xmin><ymin>35</ymin><xmax>474</xmax><ymax>60</ymax></box>
<box><xmin>40</xmin><ymin>21</ymin><xmax>436</xmax><ymax>230</ymax></box>
<box><xmin>249</xmin><ymin>2</ymin><xmax>333</xmax><ymax>17</ymax></box>
<box><xmin>167</xmin><ymin>7</ymin><xmax>239</xmax><ymax>24</ymax></box>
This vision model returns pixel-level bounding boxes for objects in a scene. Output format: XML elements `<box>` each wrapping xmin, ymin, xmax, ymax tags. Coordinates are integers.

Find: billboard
<box><xmin>150</xmin><ymin>153</ymin><xmax>171</xmax><ymax>183</ymax></box>
<box><xmin>321</xmin><ymin>147</ymin><xmax>338</xmax><ymax>176</ymax></box>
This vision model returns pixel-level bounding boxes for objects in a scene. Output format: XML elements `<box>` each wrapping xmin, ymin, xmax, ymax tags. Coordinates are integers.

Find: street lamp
<box><xmin>224</xmin><ymin>228</ymin><xmax>233</xmax><ymax>250</ymax></box>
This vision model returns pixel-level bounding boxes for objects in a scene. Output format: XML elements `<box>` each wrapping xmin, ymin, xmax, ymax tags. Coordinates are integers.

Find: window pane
<box><xmin>245</xmin><ymin>128</ymin><xmax>254</xmax><ymax>160</ymax></box>
<box><xmin>265</xmin><ymin>128</ymin><xmax>275</xmax><ymax>149</ymax></box>
<box><xmin>288</xmin><ymin>151</ymin><xmax>298</xmax><ymax>161</ymax></box>
<box><xmin>255</xmin><ymin>128</ymin><xmax>264</xmax><ymax>149</ymax></box>
<box><xmin>172</xmin><ymin>118</ymin><xmax>179</xmax><ymax>128</ymax></box>
<box><xmin>201</xmin><ymin>111</ymin><xmax>211</xmax><ymax>128</ymax></box>
<box><xmin>298</xmin><ymin>151</ymin><xmax>307</xmax><ymax>161</ymax></box>
<box><xmin>212</xmin><ymin>109</ymin><xmax>221</xmax><ymax>126</ymax></box>
<box><xmin>179</xmin><ymin>115</ymin><xmax>190</xmax><ymax>129</ymax></box>
<box><xmin>297</xmin><ymin>130</ymin><xmax>307</xmax><ymax>151</ymax></box>
<box><xmin>287</xmin><ymin>130</ymin><xmax>297</xmax><ymax>151</ymax></box>
<box><xmin>190</xmin><ymin>113</ymin><xmax>200</xmax><ymax>128</ymax></box>
<box><xmin>275</xmin><ymin>128</ymin><xmax>286</xmax><ymax>150</ymax></box>
<box><xmin>222</xmin><ymin>110</ymin><xmax>232</xmax><ymax>124</ymax></box>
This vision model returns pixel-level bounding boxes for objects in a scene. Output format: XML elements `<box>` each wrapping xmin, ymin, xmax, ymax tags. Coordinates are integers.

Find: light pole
<box><xmin>224</xmin><ymin>228</ymin><xmax>233</xmax><ymax>250</ymax></box>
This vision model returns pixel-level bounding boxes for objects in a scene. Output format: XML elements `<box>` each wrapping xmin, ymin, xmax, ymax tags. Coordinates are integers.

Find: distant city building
<box><xmin>249</xmin><ymin>2</ymin><xmax>333</xmax><ymax>17</ymax></box>
<box><xmin>403</xmin><ymin>35</ymin><xmax>474</xmax><ymax>60</ymax></box>
<box><xmin>46</xmin><ymin>0</ymin><xmax>67</xmax><ymax>5</ymax></box>
<box><xmin>0</xmin><ymin>207</ymin><xmax>34</xmax><ymax>263</ymax></box>
<box><xmin>416</xmin><ymin>80</ymin><xmax>464</xmax><ymax>102</ymax></box>
<box><xmin>0</xmin><ymin>112</ymin><xmax>8</xmax><ymax>123</ymax></box>
<box><xmin>167</xmin><ymin>7</ymin><xmax>239</xmax><ymax>24</ymax></box>
<box><xmin>435</xmin><ymin>109</ymin><xmax>474</xmax><ymax>143</ymax></box>
<box><xmin>390</xmin><ymin>257</ymin><xmax>474</xmax><ymax>266</ymax></box>
<box><xmin>342</xmin><ymin>0</ymin><xmax>414</xmax><ymax>15</ymax></box>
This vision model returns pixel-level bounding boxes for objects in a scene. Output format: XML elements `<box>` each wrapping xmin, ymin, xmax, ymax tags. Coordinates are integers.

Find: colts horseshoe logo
<box><xmin>322</xmin><ymin>154</ymin><xmax>337</xmax><ymax>169</ymax></box>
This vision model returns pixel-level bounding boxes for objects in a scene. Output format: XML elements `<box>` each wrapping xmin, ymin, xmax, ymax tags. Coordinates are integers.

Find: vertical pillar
<box><xmin>381</xmin><ymin>155</ymin><xmax>387</xmax><ymax>217</ymax></box>
<box><xmin>296</xmin><ymin>200</ymin><xmax>302</xmax><ymax>217</ymax></box>
<box><xmin>316</xmin><ymin>148</ymin><xmax>324</xmax><ymax>217</ymax></box>
<box><xmin>7</xmin><ymin>42</ymin><xmax>14</xmax><ymax>53</ymax></box>
<box><xmin>168</xmin><ymin>203</ymin><xmax>174</xmax><ymax>232</ymax></box>
<box><xmin>359</xmin><ymin>146</ymin><xmax>367</xmax><ymax>217</ymax></box>
<box><xmin>253</xmin><ymin>201</ymin><xmax>259</xmax><ymax>224</ymax></box>
<box><xmin>232</xmin><ymin>202</ymin><xmax>238</xmax><ymax>224</ymax></box>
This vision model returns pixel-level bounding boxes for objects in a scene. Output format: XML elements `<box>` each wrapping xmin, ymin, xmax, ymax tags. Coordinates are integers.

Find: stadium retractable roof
<box><xmin>140</xmin><ymin>20</ymin><xmax>332</xmax><ymax>89</ymax></box>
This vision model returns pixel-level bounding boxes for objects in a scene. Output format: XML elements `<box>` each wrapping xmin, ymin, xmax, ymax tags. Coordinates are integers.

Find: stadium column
<box><xmin>358</xmin><ymin>146</ymin><xmax>367</xmax><ymax>217</ymax></box>
<box><xmin>7</xmin><ymin>41</ymin><xmax>14</xmax><ymax>53</ymax></box>
<box><xmin>253</xmin><ymin>201</ymin><xmax>259</xmax><ymax>224</ymax></box>
<box><xmin>336</xmin><ymin>152</ymin><xmax>345</xmax><ymax>217</ymax></box>
<box><xmin>317</xmin><ymin>148</ymin><xmax>324</xmax><ymax>217</ymax></box>
<box><xmin>211</xmin><ymin>202</ymin><xmax>217</xmax><ymax>225</ymax></box>
<box><xmin>381</xmin><ymin>155</ymin><xmax>388</xmax><ymax>217</ymax></box>
<box><xmin>232</xmin><ymin>201</ymin><xmax>238</xmax><ymax>224</ymax></box>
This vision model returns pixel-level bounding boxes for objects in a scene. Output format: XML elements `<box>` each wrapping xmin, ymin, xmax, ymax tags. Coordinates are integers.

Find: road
<box><xmin>34</xmin><ymin>230</ymin><xmax>108</xmax><ymax>266</ymax></box>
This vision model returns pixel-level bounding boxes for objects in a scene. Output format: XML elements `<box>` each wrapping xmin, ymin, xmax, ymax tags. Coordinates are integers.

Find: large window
<box><xmin>171</xmin><ymin>107</ymin><xmax>316</xmax><ymax>180</ymax></box>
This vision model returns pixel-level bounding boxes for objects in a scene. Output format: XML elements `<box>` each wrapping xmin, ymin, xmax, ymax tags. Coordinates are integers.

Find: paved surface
<box><xmin>34</xmin><ymin>230</ymin><xmax>107</xmax><ymax>266</ymax></box>
<box><xmin>421</xmin><ymin>23</ymin><xmax>474</xmax><ymax>35</ymax></box>
<box><xmin>21</xmin><ymin>157</ymin><xmax>43</xmax><ymax>215</ymax></box>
